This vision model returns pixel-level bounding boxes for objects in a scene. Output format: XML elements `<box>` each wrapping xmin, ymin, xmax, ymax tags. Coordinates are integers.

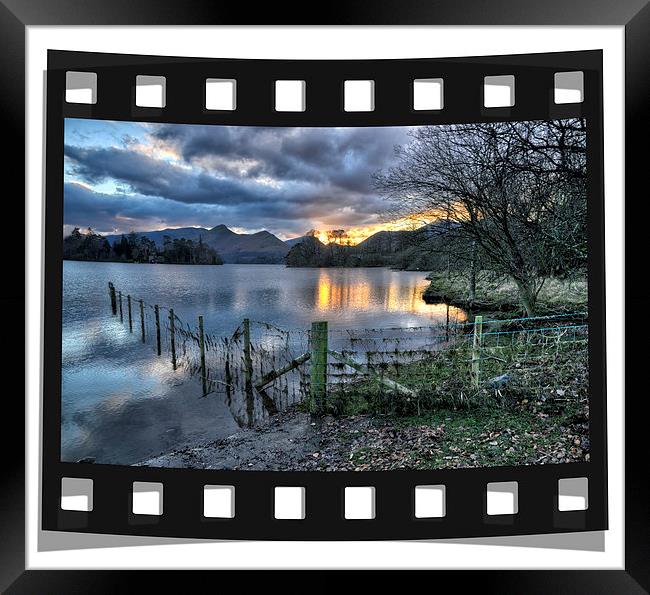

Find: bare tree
<box><xmin>373</xmin><ymin>119</ymin><xmax>586</xmax><ymax>315</ymax></box>
<box><xmin>326</xmin><ymin>229</ymin><xmax>347</xmax><ymax>245</ymax></box>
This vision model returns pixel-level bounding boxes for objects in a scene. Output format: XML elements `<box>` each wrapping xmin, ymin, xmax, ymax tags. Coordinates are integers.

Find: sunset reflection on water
<box><xmin>315</xmin><ymin>269</ymin><xmax>467</xmax><ymax>322</ymax></box>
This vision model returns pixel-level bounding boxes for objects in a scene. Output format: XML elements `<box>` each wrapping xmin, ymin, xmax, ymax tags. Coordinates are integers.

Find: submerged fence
<box><xmin>107</xmin><ymin>281</ymin><xmax>588</xmax><ymax>426</ymax></box>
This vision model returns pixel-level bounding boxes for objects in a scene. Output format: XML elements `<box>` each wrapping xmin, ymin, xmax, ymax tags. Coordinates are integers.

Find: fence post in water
<box><xmin>118</xmin><ymin>291</ymin><xmax>123</xmax><ymax>323</ymax></box>
<box><xmin>139</xmin><ymin>299</ymin><xmax>145</xmax><ymax>343</ymax></box>
<box><xmin>127</xmin><ymin>295</ymin><xmax>133</xmax><ymax>333</ymax></box>
<box><xmin>471</xmin><ymin>315</ymin><xmax>483</xmax><ymax>389</ymax></box>
<box><xmin>225</xmin><ymin>356</ymin><xmax>232</xmax><ymax>405</ymax></box>
<box><xmin>310</xmin><ymin>321</ymin><xmax>328</xmax><ymax>416</ymax></box>
<box><xmin>198</xmin><ymin>315</ymin><xmax>207</xmax><ymax>395</ymax></box>
<box><xmin>108</xmin><ymin>282</ymin><xmax>117</xmax><ymax>315</ymax></box>
<box><xmin>154</xmin><ymin>305</ymin><xmax>161</xmax><ymax>356</ymax></box>
<box><xmin>243</xmin><ymin>318</ymin><xmax>254</xmax><ymax>426</ymax></box>
<box><xmin>169</xmin><ymin>308</ymin><xmax>177</xmax><ymax>370</ymax></box>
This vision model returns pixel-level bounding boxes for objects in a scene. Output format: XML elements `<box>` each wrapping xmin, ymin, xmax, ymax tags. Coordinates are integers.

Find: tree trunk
<box><xmin>514</xmin><ymin>278</ymin><xmax>536</xmax><ymax>317</ymax></box>
<box><xmin>468</xmin><ymin>241</ymin><xmax>477</xmax><ymax>307</ymax></box>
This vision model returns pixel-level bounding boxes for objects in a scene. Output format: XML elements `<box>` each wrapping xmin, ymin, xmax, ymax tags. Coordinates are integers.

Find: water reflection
<box><xmin>315</xmin><ymin>269</ymin><xmax>467</xmax><ymax>322</ymax></box>
<box><xmin>317</xmin><ymin>270</ymin><xmax>371</xmax><ymax>311</ymax></box>
<box><xmin>61</xmin><ymin>261</ymin><xmax>468</xmax><ymax>464</ymax></box>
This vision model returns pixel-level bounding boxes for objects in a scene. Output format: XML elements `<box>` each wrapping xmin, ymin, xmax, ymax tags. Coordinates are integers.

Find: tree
<box><xmin>63</xmin><ymin>229</ymin><xmax>223</xmax><ymax>265</ymax></box>
<box><xmin>113</xmin><ymin>235</ymin><xmax>129</xmax><ymax>260</ymax></box>
<box><xmin>326</xmin><ymin>229</ymin><xmax>348</xmax><ymax>245</ymax></box>
<box><xmin>285</xmin><ymin>236</ymin><xmax>326</xmax><ymax>267</ymax></box>
<box><xmin>373</xmin><ymin>119</ymin><xmax>587</xmax><ymax>315</ymax></box>
<box><xmin>63</xmin><ymin>227</ymin><xmax>112</xmax><ymax>261</ymax></box>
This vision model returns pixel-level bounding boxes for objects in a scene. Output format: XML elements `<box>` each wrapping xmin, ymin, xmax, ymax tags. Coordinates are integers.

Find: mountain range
<box><xmin>106</xmin><ymin>225</ymin><xmax>291</xmax><ymax>264</ymax></box>
<box><xmin>105</xmin><ymin>221</ymin><xmax>448</xmax><ymax>266</ymax></box>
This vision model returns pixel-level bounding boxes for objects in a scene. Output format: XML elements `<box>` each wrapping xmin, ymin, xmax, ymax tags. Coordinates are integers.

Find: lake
<box><xmin>61</xmin><ymin>261</ymin><xmax>466</xmax><ymax>464</ymax></box>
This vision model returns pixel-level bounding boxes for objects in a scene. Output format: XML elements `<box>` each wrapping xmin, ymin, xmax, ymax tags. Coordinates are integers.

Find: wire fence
<box><xmin>106</xmin><ymin>282</ymin><xmax>589</xmax><ymax>426</ymax></box>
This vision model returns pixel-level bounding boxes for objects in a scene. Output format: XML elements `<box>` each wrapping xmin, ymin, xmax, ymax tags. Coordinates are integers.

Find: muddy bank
<box><xmin>137</xmin><ymin>398</ymin><xmax>589</xmax><ymax>471</ymax></box>
<box><xmin>135</xmin><ymin>410</ymin><xmax>358</xmax><ymax>469</ymax></box>
<box><xmin>138</xmin><ymin>409</ymin><xmax>318</xmax><ymax>470</ymax></box>
<box><xmin>137</xmin><ymin>409</ymin><xmax>387</xmax><ymax>471</ymax></box>
<box><xmin>422</xmin><ymin>285</ymin><xmax>516</xmax><ymax>313</ymax></box>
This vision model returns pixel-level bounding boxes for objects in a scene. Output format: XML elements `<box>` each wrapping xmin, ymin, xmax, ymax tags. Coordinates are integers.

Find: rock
<box><xmin>487</xmin><ymin>373</ymin><xmax>512</xmax><ymax>388</ymax></box>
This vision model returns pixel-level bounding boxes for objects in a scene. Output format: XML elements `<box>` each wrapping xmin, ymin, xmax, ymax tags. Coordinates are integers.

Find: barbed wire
<box><xmin>107</xmin><ymin>282</ymin><xmax>590</xmax><ymax>424</ymax></box>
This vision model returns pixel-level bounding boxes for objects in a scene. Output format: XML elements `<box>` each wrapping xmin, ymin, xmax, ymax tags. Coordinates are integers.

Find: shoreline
<box><xmin>64</xmin><ymin>258</ymin><xmax>426</xmax><ymax>271</ymax></box>
<box><xmin>63</xmin><ymin>258</ymin><xmax>225</xmax><ymax>266</ymax></box>
<box><xmin>136</xmin><ymin>401</ymin><xmax>590</xmax><ymax>472</ymax></box>
<box><xmin>422</xmin><ymin>273</ymin><xmax>588</xmax><ymax>318</ymax></box>
<box><xmin>135</xmin><ymin>324</ymin><xmax>590</xmax><ymax>472</ymax></box>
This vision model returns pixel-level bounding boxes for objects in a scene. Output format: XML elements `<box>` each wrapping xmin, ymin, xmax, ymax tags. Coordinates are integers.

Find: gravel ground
<box><xmin>138</xmin><ymin>409</ymin><xmax>322</xmax><ymax>470</ymax></box>
<box><xmin>137</xmin><ymin>409</ymin><xmax>391</xmax><ymax>470</ymax></box>
<box><xmin>137</xmin><ymin>401</ymin><xmax>589</xmax><ymax>471</ymax></box>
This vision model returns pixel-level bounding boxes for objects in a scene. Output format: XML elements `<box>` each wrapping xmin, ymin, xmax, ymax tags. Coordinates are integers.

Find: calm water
<box><xmin>61</xmin><ymin>261</ymin><xmax>466</xmax><ymax>464</ymax></box>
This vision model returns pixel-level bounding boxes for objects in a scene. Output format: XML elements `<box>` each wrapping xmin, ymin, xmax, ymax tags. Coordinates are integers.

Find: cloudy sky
<box><xmin>63</xmin><ymin>118</ymin><xmax>415</xmax><ymax>240</ymax></box>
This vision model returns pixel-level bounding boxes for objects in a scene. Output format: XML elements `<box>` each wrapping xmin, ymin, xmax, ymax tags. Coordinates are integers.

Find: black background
<box><xmin>41</xmin><ymin>49</ymin><xmax>607</xmax><ymax>542</ymax></box>
<box><xmin>3</xmin><ymin>0</ymin><xmax>649</xmax><ymax>592</ymax></box>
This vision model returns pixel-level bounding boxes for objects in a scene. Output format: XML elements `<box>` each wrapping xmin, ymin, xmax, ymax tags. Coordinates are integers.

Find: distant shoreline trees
<box><xmin>284</xmin><ymin>226</ymin><xmax>445</xmax><ymax>270</ymax></box>
<box><xmin>63</xmin><ymin>228</ymin><xmax>224</xmax><ymax>265</ymax></box>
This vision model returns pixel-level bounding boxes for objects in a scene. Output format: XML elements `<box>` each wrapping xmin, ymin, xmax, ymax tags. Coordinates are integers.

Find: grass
<box><xmin>423</xmin><ymin>272</ymin><xmax>588</xmax><ymax>317</ymax></box>
<box><xmin>318</xmin><ymin>394</ymin><xmax>589</xmax><ymax>471</ymax></box>
<box><xmin>311</xmin><ymin>327</ymin><xmax>589</xmax><ymax>470</ymax></box>
<box><xmin>392</xmin><ymin>403</ymin><xmax>587</xmax><ymax>468</ymax></box>
<box><xmin>326</xmin><ymin>327</ymin><xmax>588</xmax><ymax>415</ymax></box>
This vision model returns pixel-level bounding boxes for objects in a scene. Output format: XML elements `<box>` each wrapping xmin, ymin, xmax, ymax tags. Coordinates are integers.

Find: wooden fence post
<box><xmin>118</xmin><ymin>291</ymin><xmax>123</xmax><ymax>323</ymax></box>
<box><xmin>108</xmin><ymin>282</ymin><xmax>117</xmax><ymax>315</ymax></box>
<box><xmin>198</xmin><ymin>315</ymin><xmax>207</xmax><ymax>395</ymax></box>
<box><xmin>310</xmin><ymin>321</ymin><xmax>328</xmax><ymax>415</ymax></box>
<box><xmin>224</xmin><ymin>356</ymin><xmax>232</xmax><ymax>405</ymax></box>
<box><xmin>471</xmin><ymin>315</ymin><xmax>483</xmax><ymax>389</ymax></box>
<box><xmin>243</xmin><ymin>318</ymin><xmax>254</xmax><ymax>426</ymax></box>
<box><xmin>169</xmin><ymin>308</ymin><xmax>177</xmax><ymax>370</ymax></box>
<box><xmin>139</xmin><ymin>299</ymin><xmax>145</xmax><ymax>343</ymax></box>
<box><xmin>127</xmin><ymin>295</ymin><xmax>133</xmax><ymax>333</ymax></box>
<box><xmin>154</xmin><ymin>305</ymin><xmax>161</xmax><ymax>356</ymax></box>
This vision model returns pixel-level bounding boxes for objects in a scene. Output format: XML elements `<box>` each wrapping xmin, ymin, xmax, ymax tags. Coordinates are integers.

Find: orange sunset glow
<box><xmin>310</xmin><ymin>210</ymin><xmax>445</xmax><ymax>246</ymax></box>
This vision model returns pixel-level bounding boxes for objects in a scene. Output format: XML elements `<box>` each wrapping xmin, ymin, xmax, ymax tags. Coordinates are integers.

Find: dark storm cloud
<box><xmin>64</xmin><ymin>144</ymin><xmax>272</xmax><ymax>206</ymax></box>
<box><xmin>63</xmin><ymin>182</ymin><xmax>205</xmax><ymax>233</ymax></box>
<box><xmin>63</xmin><ymin>182</ymin><xmax>370</xmax><ymax>238</ymax></box>
<box><xmin>151</xmin><ymin>125</ymin><xmax>409</xmax><ymax>194</ymax></box>
<box><xmin>64</xmin><ymin>121</ymin><xmax>412</xmax><ymax>236</ymax></box>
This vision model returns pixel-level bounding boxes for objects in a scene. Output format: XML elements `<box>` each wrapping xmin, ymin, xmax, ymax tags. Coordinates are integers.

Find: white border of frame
<box><xmin>26</xmin><ymin>25</ymin><xmax>624</xmax><ymax>570</ymax></box>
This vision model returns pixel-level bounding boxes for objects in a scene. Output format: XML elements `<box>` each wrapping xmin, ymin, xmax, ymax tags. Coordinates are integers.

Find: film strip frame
<box><xmin>42</xmin><ymin>49</ymin><xmax>606</xmax><ymax>540</ymax></box>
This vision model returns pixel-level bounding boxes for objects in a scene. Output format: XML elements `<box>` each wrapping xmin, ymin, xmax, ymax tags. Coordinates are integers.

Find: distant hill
<box><xmin>356</xmin><ymin>229</ymin><xmax>413</xmax><ymax>253</ymax></box>
<box><xmin>284</xmin><ymin>235</ymin><xmax>309</xmax><ymax>247</ymax></box>
<box><xmin>285</xmin><ymin>222</ymin><xmax>454</xmax><ymax>270</ymax></box>
<box><xmin>103</xmin><ymin>221</ymin><xmax>455</xmax><ymax>268</ymax></box>
<box><xmin>107</xmin><ymin>225</ymin><xmax>290</xmax><ymax>264</ymax></box>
